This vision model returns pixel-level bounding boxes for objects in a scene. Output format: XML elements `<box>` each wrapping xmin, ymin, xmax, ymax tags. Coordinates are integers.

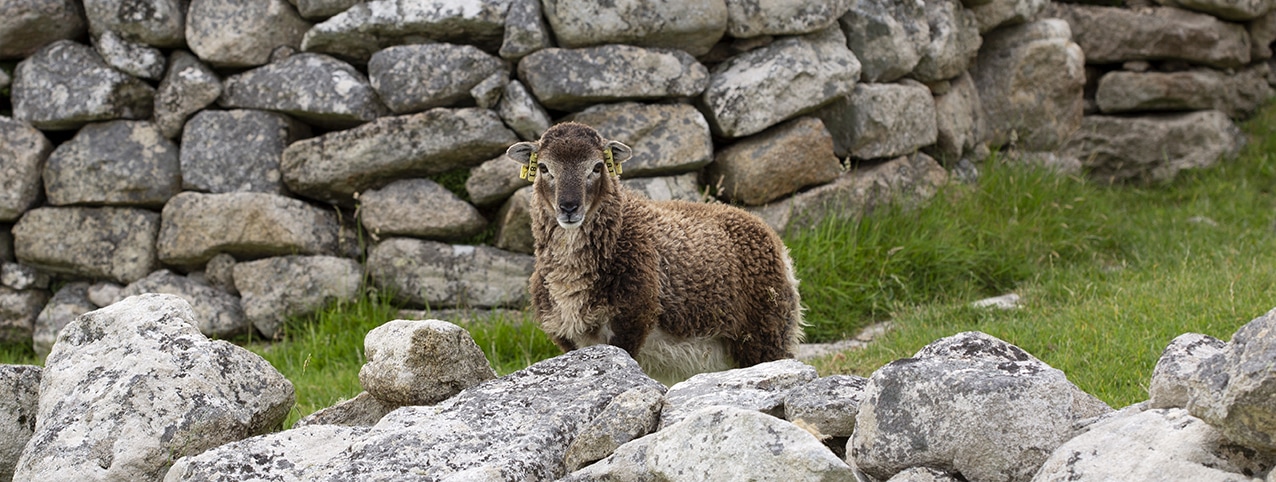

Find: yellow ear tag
<box><xmin>604</xmin><ymin>148</ymin><xmax>621</xmax><ymax>176</ymax></box>
<box><xmin>520</xmin><ymin>152</ymin><xmax>538</xmax><ymax>182</ymax></box>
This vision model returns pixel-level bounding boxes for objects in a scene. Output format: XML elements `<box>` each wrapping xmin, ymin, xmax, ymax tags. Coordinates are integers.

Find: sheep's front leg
<box><xmin>606</xmin><ymin>310</ymin><xmax>656</xmax><ymax>360</ymax></box>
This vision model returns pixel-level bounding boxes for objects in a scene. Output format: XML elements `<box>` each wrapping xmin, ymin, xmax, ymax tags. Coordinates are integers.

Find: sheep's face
<box><xmin>507</xmin><ymin>123</ymin><xmax>632</xmax><ymax>230</ymax></box>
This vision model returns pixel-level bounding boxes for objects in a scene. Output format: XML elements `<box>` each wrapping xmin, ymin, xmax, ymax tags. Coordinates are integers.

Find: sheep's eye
<box><xmin>538</xmin><ymin>164</ymin><xmax>548</xmax><ymax>173</ymax></box>
<box><xmin>593</xmin><ymin>162</ymin><xmax>604</xmax><ymax>174</ymax></box>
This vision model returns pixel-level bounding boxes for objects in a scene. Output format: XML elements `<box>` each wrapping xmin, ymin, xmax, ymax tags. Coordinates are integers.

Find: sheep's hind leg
<box><xmin>729</xmin><ymin>328</ymin><xmax>795</xmax><ymax>368</ymax></box>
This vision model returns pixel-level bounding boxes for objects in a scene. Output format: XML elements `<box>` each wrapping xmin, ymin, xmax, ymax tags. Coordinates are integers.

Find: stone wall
<box><xmin>1</xmin><ymin>0</ymin><xmax>1273</xmax><ymax>348</ymax></box>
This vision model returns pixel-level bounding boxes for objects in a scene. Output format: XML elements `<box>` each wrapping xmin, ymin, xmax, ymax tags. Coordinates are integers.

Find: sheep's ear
<box><xmin>605</xmin><ymin>140</ymin><xmax>633</xmax><ymax>164</ymax></box>
<box><xmin>506</xmin><ymin>142</ymin><xmax>538</xmax><ymax>165</ymax></box>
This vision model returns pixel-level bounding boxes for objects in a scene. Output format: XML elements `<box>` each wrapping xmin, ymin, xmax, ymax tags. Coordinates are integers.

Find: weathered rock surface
<box><xmin>968</xmin><ymin>0</ymin><xmax>1047</xmax><ymax>32</ymax></box>
<box><xmin>621</xmin><ymin>173</ymin><xmax>704</xmax><ymax>202</ymax></box>
<box><xmin>43</xmin><ymin>120</ymin><xmax>181</xmax><ymax>208</ymax></box>
<box><xmin>14</xmin><ymin>294</ymin><xmax>295</xmax><ymax>482</ymax></box>
<box><xmin>157</xmin><ymin>192</ymin><xmax>347</xmax><ymax>269</ymax></box>
<box><xmin>181</xmin><ymin>110</ymin><xmax>309</xmax><ymax>195</ymax></box>
<box><xmin>493</xmin><ymin>186</ymin><xmax>535</xmax><ymax>254</ymax></box>
<box><xmin>282</xmin><ymin>107</ymin><xmax>517</xmax><ymax>204</ymax></box>
<box><xmin>519</xmin><ymin>45</ymin><xmax>709</xmax><ymax>111</ymax></box>
<box><xmin>563</xmin><ymin>406</ymin><xmax>855</xmax><ymax>481</ymax></box>
<box><xmin>0</xmin><ymin>287</ymin><xmax>48</xmax><ymax>344</ymax></box>
<box><xmin>289</xmin><ymin>0</ymin><xmax>365</xmax><ymax>20</ymax></box>
<box><xmin>232</xmin><ymin>255</ymin><xmax>362</xmax><ymax>339</ymax></box>
<box><xmin>703</xmin><ymin>26</ymin><xmax>860</xmax><ymax>138</ymax></box>
<box><xmin>1154</xmin><ymin>0</ymin><xmax>1276</xmax><ymax>21</ymax></box>
<box><xmin>1187</xmin><ymin>308</ymin><xmax>1276</xmax><ymax>452</ymax></box>
<box><xmin>467</xmin><ymin>155</ymin><xmax>527</xmax><ymax>207</ymax></box>
<box><xmin>851</xmin><ymin>331</ymin><xmax>1112</xmax><ymax>482</ymax></box>
<box><xmin>1095</xmin><ymin>65</ymin><xmax>1274</xmax><ymax>120</ymax></box>
<box><xmin>168</xmin><ymin>345</ymin><xmax>662</xmax><ymax>481</ymax></box>
<box><xmin>929</xmin><ymin>70</ymin><xmax>985</xmax><ymax>161</ymax></box>
<box><xmin>293</xmin><ymin>391</ymin><xmax>395</xmax><ymax>428</ymax></box>
<box><xmin>153</xmin><ymin>50</ymin><xmax>223</xmax><ymax>139</ymax></box>
<box><xmin>117</xmin><ymin>270</ymin><xmax>250</xmax><ymax>339</ymax></box>
<box><xmin>367</xmin><ymin>238</ymin><xmax>534</xmax><ymax>308</ymax></box>
<box><xmin>567</xmin><ymin>102</ymin><xmax>715</xmax><ymax>177</ymax></box>
<box><xmin>1065</xmin><ymin>110</ymin><xmax>1245</xmax><ymax>184</ymax></box>
<box><xmin>1048</xmin><ymin>4</ymin><xmax>1252</xmax><ymax>69</ymax></box>
<box><xmin>358</xmin><ymin>319</ymin><xmax>496</xmax><ymax>406</ymax></box>
<box><xmin>1150</xmin><ymin>333</ymin><xmax>1228</xmax><ymax>409</ymax></box>
<box><xmin>300</xmin><ymin>0</ymin><xmax>511</xmax><ymax>62</ymax></box>
<box><xmin>0</xmin><ymin>0</ymin><xmax>86</xmax><ymax>59</ymax></box>
<box><xmin>914</xmin><ymin>0</ymin><xmax>982</xmax><ymax>82</ymax></box>
<box><xmin>11</xmin><ymin>40</ymin><xmax>155</xmax><ymax>130</ymax></box>
<box><xmin>785</xmin><ymin>374</ymin><xmax>868</xmax><ymax>438</ymax></box>
<box><xmin>661</xmin><ymin>359</ymin><xmax>819</xmax><ymax>429</ymax></box>
<box><xmin>186</xmin><ymin>0</ymin><xmax>311</xmax><ymax>68</ymax></box>
<box><xmin>32</xmin><ymin>282</ymin><xmax>94</xmax><ymax>358</ymax></box>
<box><xmin>542</xmin><ymin>0</ymin><xmax>727</xmax><ymax>56</ymax></box>
<box><xmin>219</xmin><ymin>53</ymin><xmax>388</xmax><ymax>129</ymax></box>
<box><xmin>706</xmin><ymin>116</ymin><xmax>843</xmax><ymax>206</ymax></box>
<box><xmin>840</xmin><ymin>0</ymin><xmax>929</xmax><ymax>83</ymax></box>
<box><xmin>500</xmin><ymin>0</ymin><xmax>551</xmax><ymax>60</ymax></box>
<box><xmin>563</xmin><ymin>385</ymin><xmax>665</xmax><ymax>472</ymax></box>
<box><xmin>971</xmin><ymin>19</ymin><xmax>1084</xmax><ymax>151</ymax></box>
<box><xmin>93</xmin><ymin>30</ymin><xmax>166</xmax><ymax>80</ymax></box>
<box><xmin>726</xmin><ymin>0</ymin><xmax>852</xmax><ymax>38</ymax></box>
<box><xmin>82</xmin><ymin>0</ymin><xmax>185</xmax><ymax>47</ymax></box>
<box><xmin>368</xmin><ymin>43</ymin><xmax>506</xmax><ymax>114</ymax></box>
<box><xmin>13</xmin><ymin>207</ymin><xmax>160</xmax><ymax>284</ymax></box>
<box><xmin>0</xmin><ymin>118</ymin><xmax>52</xmax><ymax>222</ymax></box>
<box><xmin>497</xmin><ymin>80</ymin><xmax>552</xmax><ymax>141</ymax></box>
<box><xmin>818</xmin><ymin>80</ymin><xmax>939</xmax><ymax>160</ymax></box>
<box><xmin>0</xmin><ymin>364</ymin><xmax>40</xmax><ymax>482</ymax></box>
<box><xmin>359</xmin><ymin>178</ymin><xmax>487</xmax><ymax>241</ymax></box>
<box><xmin>1</xmin><ymin>263</ymin><xmax>49</xmax><ymax>291</ymax></box>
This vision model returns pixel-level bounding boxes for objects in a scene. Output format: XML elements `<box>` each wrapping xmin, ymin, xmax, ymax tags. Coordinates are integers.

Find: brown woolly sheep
<box><xmin>506</xmin><ymin>122</ymin><xmax>805</xmax><ymax>383</ymax></box>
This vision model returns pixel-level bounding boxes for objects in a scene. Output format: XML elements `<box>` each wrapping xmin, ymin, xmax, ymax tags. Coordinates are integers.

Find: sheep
<box><xmin>505</xmin><ymin>122</ymin><xmax>805</xmax><ymax>383</ymax></box>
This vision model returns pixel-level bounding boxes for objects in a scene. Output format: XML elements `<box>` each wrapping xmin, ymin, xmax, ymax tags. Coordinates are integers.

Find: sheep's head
<box><xmin>506</xmin><ymin>122</ymin><xmax>633</xmax><ymax>230</ymax></box>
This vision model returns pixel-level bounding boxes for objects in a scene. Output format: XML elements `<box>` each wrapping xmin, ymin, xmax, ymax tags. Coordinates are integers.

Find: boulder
<box><xmin>0</xmin><ymin>286</ymin><xmax>47</xmax><ymax>344</ymax></box>
<box><xmin>817</xmin><ymin>80</ymin><xmax>939</xmax><ymax>160</ymax></box>
<box><xmin>367</xmin><ymin>237</ymin><xmax>534</xmax><ymax>308</ymax></box>
<box><xmin>181</xmin><ymin>110</ymin><xmax>310</xmax><ymax>195</ymax></box>
<box><xmin>156</xmin><ymin>192</ymin><xmax>348</xmax><ymax>269</ymax></box>
<box><xmin>563</xmin><ymin>406</ymin><xmax>854</xmax><ymax>481</ymax></box>
<box><xmin>493</xmin><ymin>186</ymin><xmax>535</xmax><ymax>255</ymax></box>
<box><xmin>358</xmin><ymin>319</ymin><xmax>497</xmax><ymax>406</ymax></box>
<box><xmin>82</xmin><ymin>0</ymin><xmax>185</xmax><ymax>47</ymax></box>
<box><xmin>621</xmin><ymin>173</ymin><xmax>704</xmax><ymax>202</ymax></box>
<box><xmin>368</xmin><ymin>43</ymin><xmax>507</xmax><ymax>114</ymax></box>
<box><xmin>1250</xmin><ymin>10</ymin><xmax>1276</xmax><ymax>60</ymax></box>
<box><xmin>0</xmin><ymin>0</ymin><xmax>86</xmax><ymax>59</ymax></box>
<box><xmin>86</xmin><ymin>282</ymin><xmax>123</xmax><ymax>308</ymax></box>
<box><xmin>784</xmin><ymin>374</ymin><xmax>869</xmax><ymax>438</ymax></box>
<box><xmin>1033</xmin><ymin>407</ymin><xmax>1275</xmax><ymax>481</ymax></box>
<box><xmin>500</xmin><ymin>0</ymin><xmax>551</xmax><ymax>60</ymax></box>
<box><xmin>851</xmin><ymin>331</ymin><xmax>1112</xmax><ymax>482</ymax></box>
<box><xmin>1</xmin><ymin>264</ymin><xmax>45</xmax><ymax>293</ymax></box>
<box><xmin>153</xmin><ymin>50</ymin><xmax>223</xmax><ymax>139</ymax></box>
<box><xmin>1047</xmin><ymin>4</ymin><xmax>1251</xmax><ymax>70</ymax></box>
<box><xmin>359</xmin><ymin>178</ymin><xmax>487</xmax><ymax>241</ymax></box>
<box><xmin>11</xmin><ymin>40</ymin><xmax>155</xmax><ymax>130</ymax></box>
<box><xmin>1150</xmin><ymin>333</ymin><xmax>1228</xmax><ymax>409</ymax></box>
<box><xmin>469</xmin><ymin>71</ymin><xmax>507</xmax><ymax>109</ymax></box>
<box><xmin>968</xmin><ymin>0</ymin><xmax>1047</xmax><ymax>32</ymax></box>
<box><xmin>32</xmin><ymin>282</ymin><xmax>94</xmax><ymax>358</ymax></box>
<box><xmin>563</xmin><ymin>385</ymin><xmax>665</xmax><ymax>471</ymax></box>
<box><xmin>0</xmin><ymin>364</ymin><xmax>40</xmax><ymax>482</ymax></box>
<box><xmin>542</xmin><ymin>0</ymin><xmax>727</xmax><ymax>56</ymax></box>
<box><xmin>701</xmin><ymin>26</ymin><xmax>861</xmax><ymax>138</ymax></box>
<box><xmin>725</xmin><ymin>0</ymin><xmax>852</xmax><ymax>38</ymax></box>
<box><xmin>300</xmin><ymin>0</ymin><xmax>511</xmax><ymax>62</ymax></box>
<box><xmin>1065</xmin><ymin>110</ymin><xmax>1244</xmax><ymax>184</ymax></box>
<box><xmin>497</xmin><ymin>80</ymin><xmax>552</xmax><ymax>141</ymax></box>
<box><xmin>232</xmin><ymin>255</ymin><xmax>362</xmax><ymax>339</ymax></box>
<box><xmin>1154</xmin><ymin>0</ymin><xmax>1276</xmax><ymax>21</ymax></box>
<box><xmin>93</xmin><ymin>30</ymin><xmax>166</xmax><ymax>80</ymax></box>
<box><xmin>913</xmin><ymin>0</ymin><xmax>982</xmax><ymax>83</ymax></box>
<box><xmin>117</xmin><ymin>270</ymin><xmax>250</xmax><ymax>339</ymax></box>
<box><xmin>218</xmin><ymin>53</ymin><xmax>388</xmax><ymax>129</ymax></box>
<box><xmin>661</xmin><ymin>359</ymin><xmax>819</xmax><ymax>429</ymax></box>
<box><xmin>202</xmin><ymin>253</ymin><xmax>238</xmax><ymax>295</ymax></box>
<box><xmin>839</xmin><ymin>0</ymin><xmax>929</xmax><ymax>83</ymax></box>
<box><xmin>928</xmin><ymin>70</ymin><xmax>986</xmax><ymax>162</ymax></box>
<box><xmin>519</xmin><ymin>45</ymin><xmax>709</xmax><ymax>111</ymax></box>
<box><xmin>566</xmin><ymin>102</ymin><xmax>715</xmax><ymax>177</ymax></box>
<box><xmin>1187</xmin><ymin>308</ymin><xmax>1276</xmax><ymax>451</ymax></box>
<box><xmin>467</xmin><ymin>155</ymin><xmax>527</xmax><ymax>207</ymax></box>
<box><xmin>186</xmin><ymin>0</ymin><xmax>311</xmax><ymax>68</ymax></box>
<box><xmin>1095</xmin><ymin>65</ymin><xmax>1274</xmax><ymax>120</ymax></box>
<box><xmin>13</xmin><ymin>207</ymin><xmax>160</xmax><ymax>284</ymax></box>
<box><xmin>706</xmin><ymin>117</ymin><xmax>843</xmax><ymax>206</ymax></box>
<box><xmin>971</xmin><ymin>19</ymin><xmax>1084</xmax><ymax>151</ymax></box>
<box><xmin>282</xmin><ymin>107</ymin><xmax>517</xmax><ymax>205</ymax></box>
<box><xmin>0</xmin><ymin>118</ymin><xmax>52</xmax><ymax>222</ymax></box>
<box><xmin>167</xmin><ymin>345</ymin><xmax>662</xmax><ymax>480</ymax></box>
<box><xmin>290</xmin><ymin>0</ymin><xmax>365</xmax><ymax>20</ymax></box>
<box><xmin>14</xmin><ymin>294</ymin><xmax>295</xmax><ymax>482</ymax></box>
<box><xmin>43</xmin><ymin>120</ymin><xmax>181</xmax><ymax>208</ymax></box>
<box><xmin>293</xmin><ymin>391</ymin><xmax>396</xmax><ymax>428</ymax></box>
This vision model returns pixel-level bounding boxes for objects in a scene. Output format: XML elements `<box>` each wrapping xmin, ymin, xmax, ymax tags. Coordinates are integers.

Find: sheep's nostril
<box><xmin>559</xmin><ymin>201</ymin><xmax>580</xmax><ymax>216</ymax></box>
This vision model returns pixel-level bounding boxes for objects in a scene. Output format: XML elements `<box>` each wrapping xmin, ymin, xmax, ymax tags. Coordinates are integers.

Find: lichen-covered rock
<box><xmin>467</xmin><ymin>155</ymin><xmax>527</xmax><ymax>207</ymax></box>
<box><xmin>0</xmin><ymin>0</ymin><xmax>86</xmax><ymax>59</ymax></box>
<box><xmin>11</xmin><ymin>40</ymin><xmax>154</xmax><ymax>130</ymax></box>
<box><xmin>358</xmin><ymin>319</ymin><xmax>496</xmax><ymax>406</ymax></box>
<box><xmin>166</xmin><ymin>424</ymin><xmax>373</xmax><ymax>481</ymax></box>
<box><xmin>542</xmin><ymin>0</ymin><xmax>726</xmax><ymax>56</ymax></box>
<box><xmin>43</xmin><ymin>120</ymin><xmax>181</xmax><ymax>208</ymax></box>
<box><xmin>702</xmin><ymin>26</ymin><xmax>860</xmax><ymax>138</ymax></box>
<box><xmin>1250</xmin><ymin>10</ymin><xmax>1276</xmax><ymax>60</ymax></box>
<box><xmin>117</xmin><ymin>270</ymin><xmax>250</xmax><ymax>339</ymax></box>
<box><xmin>563</xmin><ymin>406</ymin><xmax>855</xmax><ymax>481</ymax></box>
<box><xmin>368</xmin><ymin>238</ymin><xmax>534</xmax><ymax>308</ymax></box>
<box><xmin>1095</xmin><ymin>65</ymin><xmax>1274</xmax><ymax>120</ymax></box>
<box><xmin>1149</xmin><ymin>333</ymin><xmax>1228</xmax><ymax>409</ymax></box>
<box><xmin>293</xmin><ymin>391</ymin><xmax>396</xmax><ymax>428</ymax></box>
<box><xmin>564</xmin><ymin>385</ymin><xmax>665</xmax><ymax>472</ymax></box>
<box><xmin>914</xmin><ymin>0</ymin><xmax>982</xmax><ymax>83</ymax></box>
<box><xmin>817</xmin><ymin>80</ymin><xmax>939</xmax><ymax>161</ymax></box>
<box><xmin>0</xmin><ymin>286</ymin><xmax>48</xmax><ymax>344</ymax></box>
<box><xmin>971</xmin><ymin>19</ymin><xmax>1084</xmax><ymax>151</ymax></box>
<box><xmin>928</xmin><ymin>71</ymin><xmax>985</xmax><ymax>162</ymax></box>
<box><xmin>493</xmin><ymin>186</ymin><xmax>534</xmax><ymax>254</ymax></box>
<box><xmin>567</xmin><ymin>102</ymin><xmax>715</xmax><ymax>177</ymax></box>
<box><xmin>726</xmin><ymin>0</ymin><xmax>852</xmax><ymax>38</ymax></box>
<box><xmin>784</xmin><ymin>374</ymin><xmax>868</xmax><ymax>438</ymax></box>
<box><xmin>497</xmin><ymin>80</ymin><xmax>552</xmax><ymax>141</ymax></box>
<box><xmin>888</xmin><ymin>467</ymin><xmax>964</xmax><ymax>482</ymax></box>
<box><xmin>968</xmin><ymin>0</ymin><xmax>1047</xmax><ymax>32</ymax></box>
<box><xmin>621</xmin><ymin>173</ymin><xmax>703</xmax><ymax>202</ymax></box>
<box><xmin>1154</xmin><ymin>0</ymin><xmax>1276</xmax><ymax>21</ymax></box>
<box><xmin>1065</xmin><ymin>110</ymin><xmax>1244</xmax><ymax>184</ymax></box>
<box><xmin>359</xmin><ymin>178</ymin><xmax>487</xmax><ymax>241</ymax></box>
<box><xmin>156</xmin><ymin>192</ymin><xmax>348</xmax><ymax>269</ymax></box>
<box><xmin>500</xmin><ymin>0</ymin><xmax>551</xmax><ymax>60</ymax></box>
<box><xmin>0</xmin><ymin>118</ymin><xmax>52</xmax><ymax>222</ymax></box>
<box><xmin>661</xmin><ymin>359</ymin><xmax>819</xmax><ymax>429</ymax></box>
<box><xmin>82</xmin><ymin>0</ymin><xmax>185</xmax><ymax>47</ymax></box>
<box><xmin>32</xmin><ymin>282</ymin><xmax>94</xmax><ymax>358</ymax></box>
<box><xmin>1187</xmin><ymin>308</ymin><xmax>1276</xmax><ymax>452</ymax></box>
<box><xmin>282</xmin><ymin>107</ymin><xmax>517</xmax><ymax>204</ymax></box>
<box><xmin>13</xmin><ymin>207</ymin><xmax>160</xmax><ymax>284</ymax></box>
<box><xmin>219</xmin><ymin>53</ymin><xmax>388</xmax><ymax>129</ymax></box>
<box><xmin>1</xmin><ymin>263</ymin><xmax>48</xmax><ymax>291</ymax></box>
<box><xmin>839</xmin><ymin>0</ymin><xmax>929</xmax><ymax>83</ymax></box>
<box><xmin>290</xmin><ymin>0</ymin><xmax>365</xmax><ymax>20</ymax></box>
<box><xmin>707</xmin><ymin>117</ymin><xmax>842</xmax><ymax>206</ymax></box>
<box><xmin>0</xmin><ymin>364</ymin><xmax>40</xmax><ymax>482</ymax></box>
<box><xmin>368</xmin><ymin>43</ymin><xmax>507</xmax><ymax>114</ymax></box>
<box><xmin>93</xmin><ymin>30</ymin><xmax>166</xmax><ymax>80</ymax></box>
<box><xmin>181</xmin><ymin>110</ymin><xmax>310</xmax><ymax>195</ymax></box>
<box><xmin>232</xmin><ymin>255</ymin><xmax>362</xmax><ymax>339</ymax></box>
<box><xmin>300</xmin><ymin>0</ymin><xmax>512</xmax><ymax>62</ymax></box>
<box><xmin>519</xmin><ymin>45</ymin><xmax>709</xmax><ymax>111</ymax></box>
<box><xmin>851</xmin><ymin>331</ymin><xmax>1112</xmax><ymax>482</ymax></box>
<box><xmin>1048</xmin><ymin>4</ymin><xmax>1251</xmax><ymax>70</ymax></box>
<box><xmin>154</xmin><ymin>50</ymin><xmax>222</xmax><ymax>139</ymax></box>
<box><xmin>86</xmin><ymin>282</ymin><xmax>123</xmax><ymax>308</ymax></box>
<box><xmin>186</xmin><ymin>0</ymin><xmax>311</xmax><ymax>68</ymax></box>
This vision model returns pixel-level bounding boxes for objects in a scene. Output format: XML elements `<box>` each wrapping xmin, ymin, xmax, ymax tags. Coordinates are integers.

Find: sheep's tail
<box><xmin>781</xmin><ymin>246</ymin><xmax>808</xmax><ymax>354</ymax></box>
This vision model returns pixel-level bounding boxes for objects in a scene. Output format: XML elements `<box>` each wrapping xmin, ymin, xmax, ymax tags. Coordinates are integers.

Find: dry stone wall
<box><xmin>0</xmin><ymin>0</ymin><xmax>1273</xmax><ymax>350</ymax></box>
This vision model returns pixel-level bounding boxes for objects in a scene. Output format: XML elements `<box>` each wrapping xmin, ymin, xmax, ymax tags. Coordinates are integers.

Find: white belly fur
<box><xmin>634</xmin><ymin>329</ymin><xmax>735</xmax><ymax>386</ymax></box>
